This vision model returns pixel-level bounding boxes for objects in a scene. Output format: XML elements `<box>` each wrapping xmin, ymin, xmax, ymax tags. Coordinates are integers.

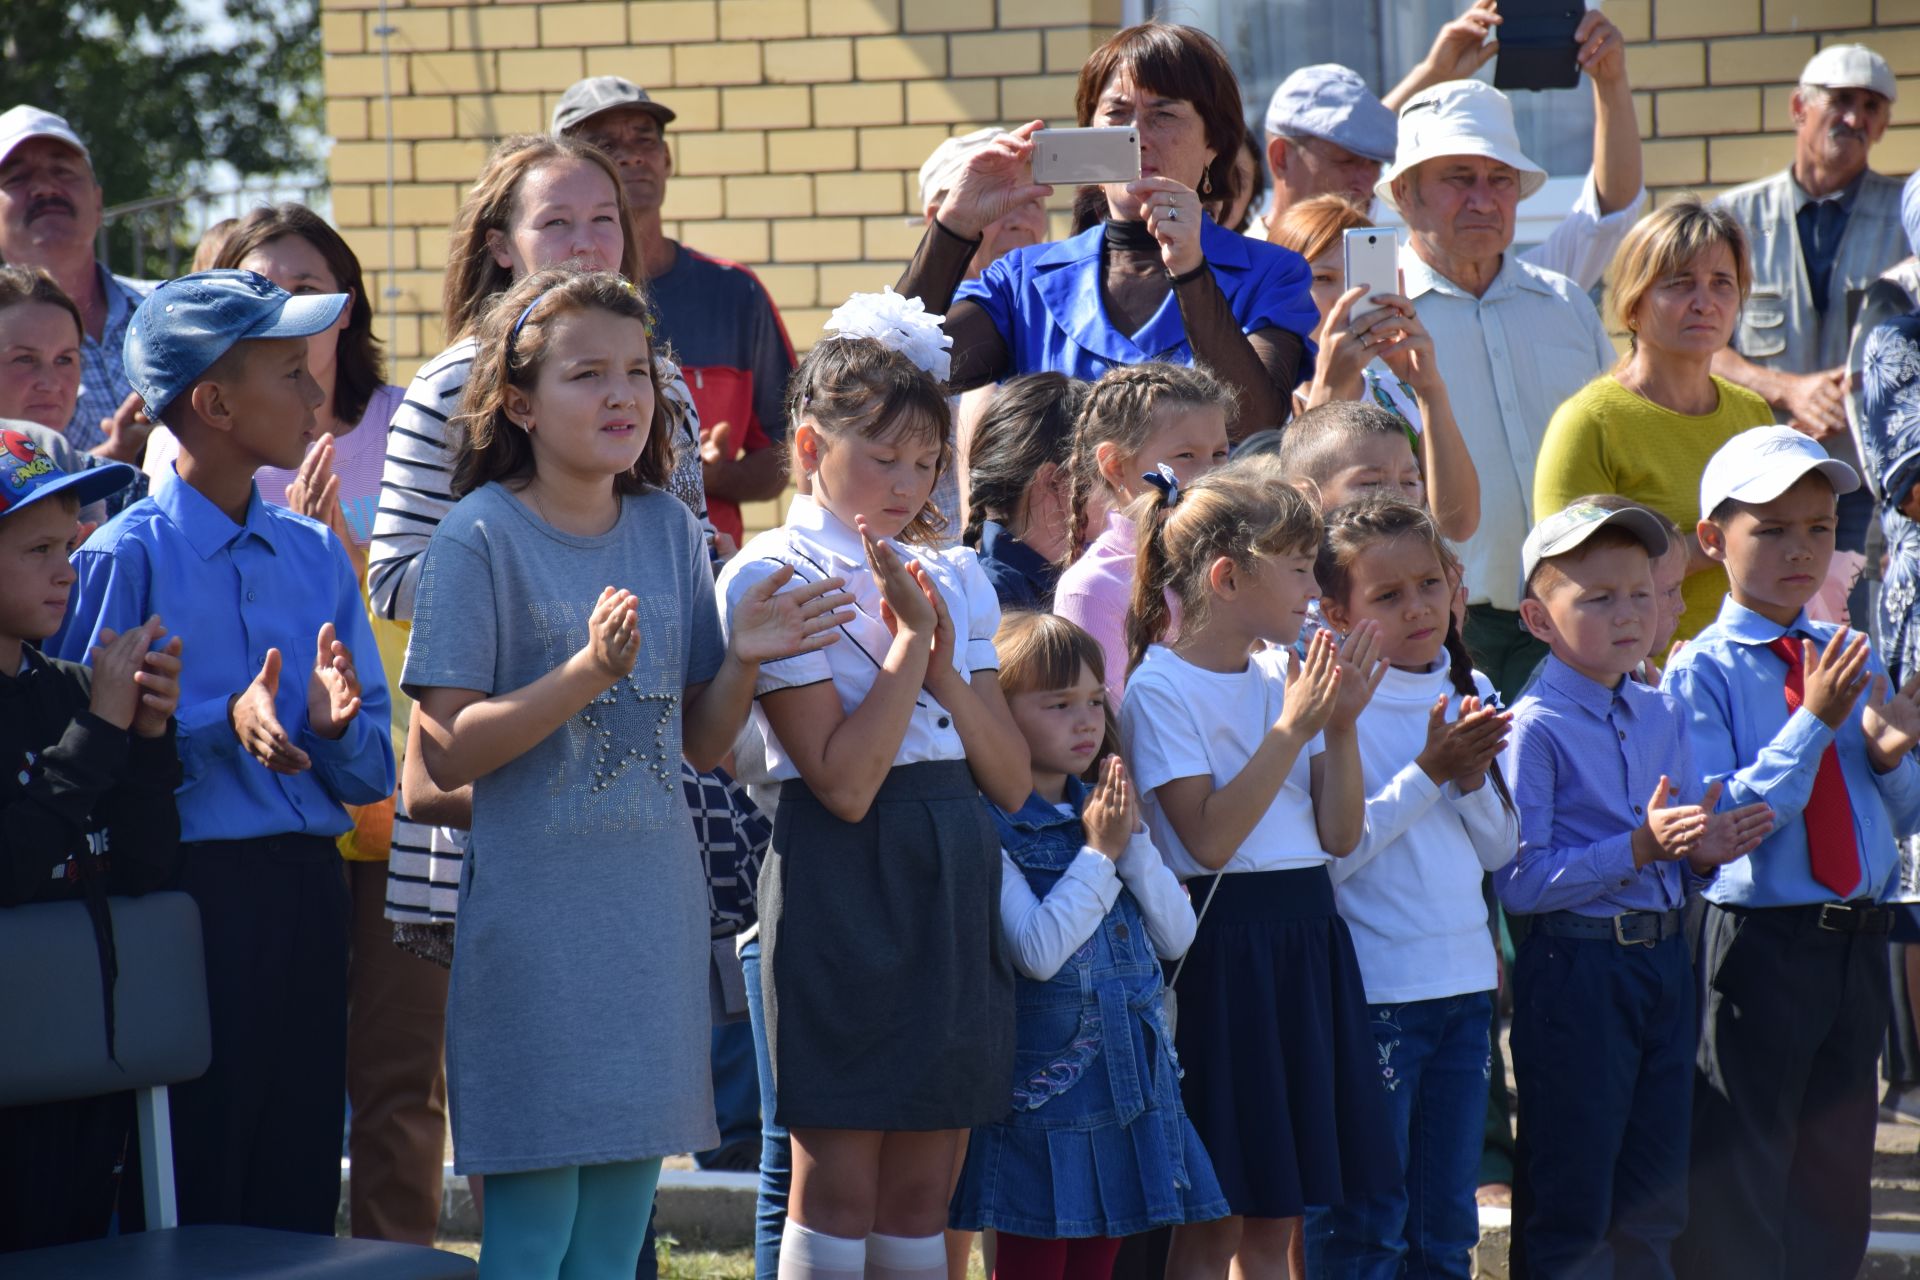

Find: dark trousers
<box><xmin>1674</xmin><ymin>903</ymin><xmax>1890</xmax><ymax>1280</ymax></box>
<box><xmin>1511</xmin><ymin>929</ymin><xmax>1694</xmax><ymax>1280</ymax></box>
<box><xmin>170</xmin><ymin>835</ymin><xmax>351</xmax><ymax>1235</ymax></box>
<box><xmin>0</xmin><ymin>1092</ymin><xmax>138</xmax><ymax>1252</ymax></box>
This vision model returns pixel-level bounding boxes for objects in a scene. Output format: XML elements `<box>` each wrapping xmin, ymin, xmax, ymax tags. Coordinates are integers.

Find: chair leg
<box><xmin>137</xmin><ymin>1086</ymin><xmax>178</xmax><ymax>1230</ymax></box>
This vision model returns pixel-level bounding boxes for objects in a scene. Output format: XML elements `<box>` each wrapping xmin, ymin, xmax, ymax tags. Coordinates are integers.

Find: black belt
<box><xmin>1720</xmin><ymin>899</ymin><xmax>1895</xmax><ymax>935</ymax></box>
<box><xmin>1535</xmin><ymin>907</ymin><xmax>1684</xmax><ymax>948</ymax></box>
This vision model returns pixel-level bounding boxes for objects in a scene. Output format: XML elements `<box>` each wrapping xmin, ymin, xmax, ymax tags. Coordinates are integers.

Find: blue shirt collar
<box><xmin>1030</xmin><ymin>217</ymin><xmax>1245</xmax><ymax>366</ymax></box>
<box><xmin>1001</xmin><ymin>775</ymin><xmax>1091</xmax><ymax>832</ymax></box>
<box><xmin>153</xmin><ymin>467</ymin><xmax>279</xmax><ymax>561</ymax></box>
<box><xmin>978</xmin><ymin>518</ymin><xmax>1053</xmax><ymax>581</ymax></box>
<box><xmin>1536</xmin><ymin>651</ymin><xmax>1636</xmax><ymax>719</ymax></box>
<box><xmin>1712</xmin><ymin>595</ymin><xmax>1817</xmax><ymax>646</ymax></box>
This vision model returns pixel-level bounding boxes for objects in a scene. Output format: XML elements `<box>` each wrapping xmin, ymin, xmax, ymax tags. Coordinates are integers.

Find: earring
<box><xmin>1200</xmin><ymin>168</ymin><xmax>1213</xmax><ymax>197</ymax></box>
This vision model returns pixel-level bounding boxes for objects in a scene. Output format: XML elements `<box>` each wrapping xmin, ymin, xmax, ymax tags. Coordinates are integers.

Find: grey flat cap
<box><xmin>1263</xmin><ymin>65</ymin><xmax>1397</xmax><ymax>164</ymax></box>
<box><xmin>552</xmin><ymin>76</ymin><xmax>676</xmax><ymax>135</ymax></box>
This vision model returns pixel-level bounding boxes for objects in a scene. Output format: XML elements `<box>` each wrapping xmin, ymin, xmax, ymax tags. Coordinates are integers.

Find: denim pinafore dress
<box><xmin>948</xmin><ymin>781</ymin><xmax>1227</xmax><ymax>1238</ymax></box>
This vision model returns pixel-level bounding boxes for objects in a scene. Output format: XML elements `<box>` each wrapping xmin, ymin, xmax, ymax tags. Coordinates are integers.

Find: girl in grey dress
<box><xmin>402</xmin><ymin>269</ymin><xmax>850</xmax><ymax>1280</ymax></box>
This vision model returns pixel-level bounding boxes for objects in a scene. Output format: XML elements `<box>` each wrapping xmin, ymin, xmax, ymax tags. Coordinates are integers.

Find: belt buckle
<box><xmin>1818</xmin><ymin>903</ymin><xmax>1853</xmax><ymax>932</ymax></box>
<box><xmin>1612</xmin><ymin>915</ymin><xmax>1656</xmax><ymax>948</ymax></box>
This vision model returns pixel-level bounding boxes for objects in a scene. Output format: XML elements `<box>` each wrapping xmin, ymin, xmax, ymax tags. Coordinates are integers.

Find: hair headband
<box><xmin>507</xmin><ymin>276</ymin><xmax>650</xmax><ymax>357</ymax></box>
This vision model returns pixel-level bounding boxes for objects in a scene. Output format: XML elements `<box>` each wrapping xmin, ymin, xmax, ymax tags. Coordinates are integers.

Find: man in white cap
<box><xmin>554</xmin><ymin>77</ymin><xmax>793</xmax><ymax>550</ymax></box>
<box><xmin>0</xmin><ymin>105</ymin><xmax>151</xmax><ymax>459</ymax></box>
<box><xmin>1380</xmin><ymin>78</ymin><xmax>1616</xmax><ymax>702</ymax></box>
<box><xmin>1256</xmin><ymin>3</ymin><xmax>1642</xmax><ymax>293</ymax></box>
<box><xmin>1712</xmin><ymin>45</ymin><xmax>1902</xmax><ymax>625</ymax></box>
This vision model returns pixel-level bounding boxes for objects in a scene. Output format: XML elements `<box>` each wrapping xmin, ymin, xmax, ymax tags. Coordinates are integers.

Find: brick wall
<box><xmin>1624</xmin><ymin>0</ymin><xmax>1920</xmax><ymax>204</ymax></box>
<box><xmin>321</xmin><ymin>0</ymin><xmax>1124</xmax><ymax>385</ymax></box>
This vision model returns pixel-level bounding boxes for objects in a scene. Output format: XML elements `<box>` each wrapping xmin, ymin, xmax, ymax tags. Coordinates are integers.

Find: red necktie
<box><xmin>1770</xmin><ymin>637</ymin><xmax>1862</xmax><ymax>898</ymax></box>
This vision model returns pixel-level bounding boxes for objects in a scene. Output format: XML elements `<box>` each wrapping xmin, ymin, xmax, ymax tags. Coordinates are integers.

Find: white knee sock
<box><xmin>780</xmin><ymin>1221</ymin><xmax>867</xmax><ymax>1280</ymax></box>
<box><xmin>864</xmin><ymin>1231</ymin><xmax>948</xmax><ymax>1280</ymax></box>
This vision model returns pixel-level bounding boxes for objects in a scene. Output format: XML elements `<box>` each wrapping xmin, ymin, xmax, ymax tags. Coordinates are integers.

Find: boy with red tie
<box><xmin>1667</xmin><ymin>426</ymin><xmax>1920</xmax><ymax>1280</ymax></box>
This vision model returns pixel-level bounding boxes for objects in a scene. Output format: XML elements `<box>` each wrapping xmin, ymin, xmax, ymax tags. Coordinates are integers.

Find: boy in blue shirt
<box><xmin>1667</xmin><ymin>426</ymin><xmax>1920</xmax><ymax>1280</ymax></box>
<box><xmin>52</xmin><ymin>270</ymin><xmax>395</xmax><ymax>1236</ymax></box>
<box><xmin>1499</xmin><ymin>502</ymin><xmax>1772</xmax><ymax>1279</ymax></box>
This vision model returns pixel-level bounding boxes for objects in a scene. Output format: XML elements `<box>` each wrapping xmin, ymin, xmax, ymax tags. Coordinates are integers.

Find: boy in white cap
<box><xmin>1666</xmin><ymin>425</ymin><xmax>1920</xmax><ymax>1280</ymax></box>
<box><xmin>1494</xmin><ymin>501</ymin><xmax>1770</xmax><ymax>1278</ymax></box>
<box><xmin>1711</xmin><ymin>46</ymin><xmax>1903</xmax><ymax>626</ymax></box>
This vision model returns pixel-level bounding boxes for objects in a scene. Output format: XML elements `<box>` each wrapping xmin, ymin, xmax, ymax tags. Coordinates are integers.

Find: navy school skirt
<box><xmin>761</xmin><ymin>760</ymin><xmax>1016</xmax><ymax>1131</ymax></box>
<box><xmin>1170</xmin><ymin>865</ymin><xmax>1398</xmax><ymax>1219</ymax></box>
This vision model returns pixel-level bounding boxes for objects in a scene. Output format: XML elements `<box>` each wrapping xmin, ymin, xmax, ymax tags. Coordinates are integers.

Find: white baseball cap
<box><xmin>0</xmin><ymin>105</ymin><xmax>91</xmax><ymax>171</ymax></box>
<box><xmin>1374</xmin><ymin>80</ymin><xmax>1546</xmax><ymax>213</ymax></box>
<box><xmin>916</xmin><ymin>127</ymin><xmax>1007</xmax><ymax>213</ymax></box>
<box><xmin>1801</xmin><ymin>44</ymin><xmax>1897</xmax><ymax>103</ymax></box>
<box><xmin>1699</xmin><ymin>425</ymin><xmax>1861</xmax><ymax>517</ymax></box>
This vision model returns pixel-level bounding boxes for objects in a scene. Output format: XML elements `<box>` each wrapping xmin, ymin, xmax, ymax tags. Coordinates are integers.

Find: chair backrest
<box><xmin>0</xmin><ymin>892</ymin><xmax>211</xmax><ymax>1107</ymax></box>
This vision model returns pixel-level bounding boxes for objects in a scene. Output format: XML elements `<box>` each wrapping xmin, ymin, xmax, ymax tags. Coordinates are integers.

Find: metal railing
<box><xmin>95</xmin><ymin>181</ymin><xmax>327</xmax><ymax>281</ymax></box>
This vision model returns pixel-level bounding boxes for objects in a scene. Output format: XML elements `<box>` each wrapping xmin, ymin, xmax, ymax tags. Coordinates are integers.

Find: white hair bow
<box><xmin>822</xmin><ymin>288</ymin><xmax>953</xmax><ymax>383</ymax></box>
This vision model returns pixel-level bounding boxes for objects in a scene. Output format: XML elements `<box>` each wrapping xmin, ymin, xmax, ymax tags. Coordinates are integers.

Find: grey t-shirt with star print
<box><xmin>402</xmin><ymin>480</ymin><xmax>724</xmax><ymax>1174</ymax></box>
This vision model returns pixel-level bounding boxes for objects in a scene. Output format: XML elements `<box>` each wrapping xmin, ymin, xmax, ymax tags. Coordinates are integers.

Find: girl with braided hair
<box><xmin>1053</xmin><ymin>362</ymin><xmax>1234</xmax><ymax>704</ymax></box>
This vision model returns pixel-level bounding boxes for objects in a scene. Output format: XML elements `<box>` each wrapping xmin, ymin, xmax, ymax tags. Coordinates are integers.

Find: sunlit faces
<box><xmin>1098</xmin><ymin>404</ymin><xmax>1231</xmax><ymax>504</ymax></box>
<box><xmin>0</xmin><ymin>137</ymin><xmax>102</xmax><ymax>261</ymax></box>
<box><xmin>1306</xmin><ymin>250</ymin><xmax>1345</xmax><ymax>340</ymax></box>
<box><xmin>1323</xmin><ymin>534</ymin><xmax>1453</xmax><ymax>672</ymax></box>
<box><xmin>1273</xmin><ymin>133</ymin><xmax>1381</xmax><ymax>208</ymax></box>
<box><xmin>509</xmin><ymin>311</ymin><xmax>656</xmax><ymax>482</ymax></box>
<box><xmin>236</xmin><ymin>234</ymin><xmax>351</xmax><ymax>385</ymax></box>
<box><xmin>796</xmin><ymin>416</ymin><xmax>942</xmax><ymax>543</ymax></box>
<box><xmin>1093</xmin><ymin>69</ymin><xmax>1215</xmax><ymax>207</ymax></box>
<box><xmin>574</xmin><ymin>108</ymin><xmax>671</xmax><ymax>218</ymax></box>
<box><xmin>1397</xmin><ymin>156</ymin><xmax>1521</xmax><ymax>260</ymax></box>
<box><xmin>0</xmin><ymin>300</ymin><xmax>82</xmax><ymax>428</ymax></box>
<box><xmin>1226</xmin><ymin>544</ymin><xmax>1321</xmax><ymax>648</ymax></box>
<box><xmin>1793</xmin><ymin>85</ymin><xmax>1890</xmax><ymax>177</ymax></box>
<box><xmin>1006</xmin><ymin>664</ymin><xmax>1108</xmax><ymax>783</ymax></box>
<box><xmin>1630</xmin><ymin>241</ymin><xmax>1741</xmax><ymax>359</ymax></box>
<box><xmin>1316</xmin><ymin>432</ymin><xmax>1425</xmax><ymax>511</ymax></box>
<box><xmin>213</xmin><ymin>337</ymin><xmax>325</xmax><ymax>472</ymax></box>
<box><xmin>0</xmin><ymin>496</ymin><xmax>82</xmax><ymax>645</ymax></box>
<box><xmin>1519</xmin><ymin>541</ymin><xmax>1658</xmax><ymax>685</ymax></box>
<box><xmin>1700</xmin><ymin>472</ymin><xmax>1838</xmax><ymax>627</ymax></box>
<box><xmin>486</xmin><ymin>159</ymin><xmax>625</xmax><ymax>278</ymax></box>
<box><xmin>975</xmin><ymin>196</ymin><xmax>1049</xmax><ymax>273</ymax></box>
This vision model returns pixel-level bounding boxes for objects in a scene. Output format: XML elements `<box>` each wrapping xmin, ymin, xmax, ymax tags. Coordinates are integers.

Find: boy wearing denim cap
<box><xmin>0</xmin><ymin>430</ymin><xmax>180</xmax><ymax>1250</ymax></box>
<box><xmin>1667</xmin><ymin>425</ymin><xmax>1920</xmax><ymax>1280</ymax></box>
<box><xmin>51</xmin><ymin>269</ymin><xmax>395</xmax><ymax>1235</ymax></box>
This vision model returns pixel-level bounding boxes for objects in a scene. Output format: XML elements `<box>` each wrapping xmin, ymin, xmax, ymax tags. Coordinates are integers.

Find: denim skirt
<box><xmin>761</xmin><ymin>760</ymin><xmax>1015</xmax><ymax>1130</ymax></box>
<box><xmin>1172</xmin><ymin>866</ymin><xmax>1399</xmax><ymax>1218</ymax></box>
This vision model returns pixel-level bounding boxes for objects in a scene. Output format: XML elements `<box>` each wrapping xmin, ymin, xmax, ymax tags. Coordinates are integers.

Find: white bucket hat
<box><xmin>1374</xmin><ymin>80</ymin><xmax>1546</xmax><ymax>213</ymax></box>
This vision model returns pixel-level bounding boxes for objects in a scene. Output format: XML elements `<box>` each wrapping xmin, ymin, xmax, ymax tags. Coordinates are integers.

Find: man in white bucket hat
<box><xmin>1379</xmin><ymin>78</ymin><xmax>1616</xmax><ymax>703</ymax></box>
<box><xmin>1710</xmin><ymin>45</ymin><xmax>1902</xmax><ymax>633</ymax></box>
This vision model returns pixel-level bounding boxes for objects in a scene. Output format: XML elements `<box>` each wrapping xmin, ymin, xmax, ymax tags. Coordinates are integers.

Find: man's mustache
<box><xmin>1828</xmin><ymin>123</ymin><xmax>1870</xmax><ymax>146</ymax></box>
<box><xmin>26</xmin><ymin>195</ymin><xmax>75</xmax><ymax>222</ymax></box>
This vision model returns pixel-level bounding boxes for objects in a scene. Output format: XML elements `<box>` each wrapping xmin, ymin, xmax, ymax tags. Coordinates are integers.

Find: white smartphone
<box><xmin>1342</xmin><ymin>227</ymin><xmax>1401</xmax><ymax>325</ymax></box>
<box><xmin>1030</xmin><ymin>126</ymin><xmax>1141</xmax><ymax>186</ymax></box>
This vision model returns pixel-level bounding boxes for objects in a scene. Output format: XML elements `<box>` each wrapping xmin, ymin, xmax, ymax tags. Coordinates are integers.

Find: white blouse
<box><xmin>715</xmin><ymin>493</ymin><xmax>1001</xmax><ymax>782</ymax></box>
<box><xmin>998</xmin><ymin>827</ymin><xmax>1197</xmax><ymax>982</ymax></box>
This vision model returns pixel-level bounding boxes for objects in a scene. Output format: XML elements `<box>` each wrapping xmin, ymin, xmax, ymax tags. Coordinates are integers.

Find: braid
<box><xmin>1127</xmin><ymin>487</ymin><xmax>1177</xmax><ymax>676</ymax></box>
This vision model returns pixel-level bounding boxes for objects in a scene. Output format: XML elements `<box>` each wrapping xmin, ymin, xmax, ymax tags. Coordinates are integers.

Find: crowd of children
<box><xmin>7</xmin><ymin>210</ymin><xmax>1920</xmax><ymax>1280</ymax></box>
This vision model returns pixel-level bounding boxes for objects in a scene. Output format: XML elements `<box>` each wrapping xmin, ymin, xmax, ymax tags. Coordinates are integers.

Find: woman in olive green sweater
<box><xmin>1534</xmin><ymin>197</ymin><xmax>1774</xmax><ymax>644</ymax></box>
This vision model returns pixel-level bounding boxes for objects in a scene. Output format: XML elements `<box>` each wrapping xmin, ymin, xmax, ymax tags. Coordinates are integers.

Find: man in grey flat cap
<box><xmin>554</xmin><ymin>76</ymin><xmax>794</xmax><ymax>552</ymax></box>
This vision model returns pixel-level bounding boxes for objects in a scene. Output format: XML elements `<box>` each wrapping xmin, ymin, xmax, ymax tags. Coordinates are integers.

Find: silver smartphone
<box><xmin>1342</xmin><ymin>227</ymin><xmax>1400</xmax><ymax>325</ymax></box>
<box><xmin>1030</xmin><ymin>126</ymin><xmax>1141</xmax><ymax>186</ymax></box>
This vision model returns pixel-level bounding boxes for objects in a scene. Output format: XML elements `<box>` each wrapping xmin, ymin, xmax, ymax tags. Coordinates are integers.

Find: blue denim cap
<box><xmin>1263</xmin><ymin>65</ymin><xmax>1397</xmax><ymax>165</ymax></box>
<box><xmin>0</xmin><ymin>425</ymin><xmax>135</xmax><ymax>518</ymax></box>
<box><xmin>123</xmin><ymin>269</ymin><xmax>347</xmax><ymax>419</ymax></box>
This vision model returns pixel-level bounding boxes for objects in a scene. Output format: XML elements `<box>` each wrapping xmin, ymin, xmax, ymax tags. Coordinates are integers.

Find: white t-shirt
<box><xmin>715</xmin><ymin>493</ymin><xmax>1001</xmax><ymax>781</ymax></box>
<box><xmin>1121</xmin><ymin>644</ymin><xmax>1328</xmax><ymax>879</ymax></box>
<box><xmin>1330</xmin><ymin>660</ymin><xmax>1518</xmax><ymax>1004</ymax></box>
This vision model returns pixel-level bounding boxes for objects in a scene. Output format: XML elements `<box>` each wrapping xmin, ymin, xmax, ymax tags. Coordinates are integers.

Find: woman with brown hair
<box><xmin>1533</xmin><ymin>196</ymin><xmax>1772</xmax><ymax>643</ymax></box>
<box><xmin>895</xmin><ymin>22</ymin><xmax>1319</xmax><ymax>438</ymax></box>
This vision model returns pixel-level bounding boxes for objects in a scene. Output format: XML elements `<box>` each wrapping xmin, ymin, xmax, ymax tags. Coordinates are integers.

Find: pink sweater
<box><xmin>1055</xmin><ymin>511</ymin><xmax>1138</xmax><ymax>704</ymax></box>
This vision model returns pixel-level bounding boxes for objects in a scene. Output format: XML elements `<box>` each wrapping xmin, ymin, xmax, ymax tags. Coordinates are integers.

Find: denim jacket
<box><xmin>992</xmin><ymin>780</ymin><xmax>1187</xmax><ymax>1132</ymax></box>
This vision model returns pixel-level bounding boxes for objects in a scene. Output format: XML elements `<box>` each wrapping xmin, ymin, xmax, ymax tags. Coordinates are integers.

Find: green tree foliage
<box><xmin>1</xmin><ymin>0</ymin><xmax>320</xmax><ymax>269</ymax></box>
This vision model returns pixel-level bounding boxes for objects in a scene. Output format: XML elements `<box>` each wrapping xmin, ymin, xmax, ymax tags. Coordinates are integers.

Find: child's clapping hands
<box><xmin>88</xmin><ymin>615</ymin><xmax>183</xmax><ymax>738</ymax></box>
<box><xmin>1083</xmin><ymin>755</ymin><xmax>1138</xmax><ymax>861</ymax></box>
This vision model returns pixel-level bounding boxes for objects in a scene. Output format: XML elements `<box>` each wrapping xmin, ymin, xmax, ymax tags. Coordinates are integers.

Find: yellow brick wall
<box><xmin>1627</xmin><ymin>0</ymin><xmax>1920</xmax><ymax>202</ymax></box>
<box><xmin>322</xmin><ymin>0</ymin><xmax>1123</xmax><ymax>385</ymax></box>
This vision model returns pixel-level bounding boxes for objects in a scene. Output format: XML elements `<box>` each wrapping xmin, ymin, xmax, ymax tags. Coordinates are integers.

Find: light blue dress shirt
<box><xmin>954</xmin><ymin>216</ymin><xmax>1320</xmax><ymax>384</ymax></box>
<box><xmin>1661</xmin><ymin>597</ymin><xmax>1920</xmax><ymax>908</ymax></box>
<box><xmin>1497</xmin><ymin>654</ymin><xmax>1710</xmax><ymax>917</ymax></box>
<box><xmin>51</xmin><ymin>468</ymin><xmax>394</xmax><ymax>844</ymax></box>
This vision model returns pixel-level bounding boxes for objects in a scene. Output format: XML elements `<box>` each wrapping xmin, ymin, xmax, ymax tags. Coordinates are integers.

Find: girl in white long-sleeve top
<box><xmin>950</xmin><ymin>612</ymin><xmax>1226</xmax><ymax>1280</ymax></box>
<box><xmin>1301</xmin><ymin>495</ymin><xmax>1520</xmax><ymax>1280</ymax></box>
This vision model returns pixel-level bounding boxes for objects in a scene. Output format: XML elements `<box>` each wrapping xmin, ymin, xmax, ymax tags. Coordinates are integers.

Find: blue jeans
<box><xmin>742</xmin><ymin>938</ymin><xmax>792</xmax><ymax>1280</ymax></box>
<box><xmin>1303</xmin><ymin>991</ymin><xmax>1492</xmax><ymax>1280</ymax></box>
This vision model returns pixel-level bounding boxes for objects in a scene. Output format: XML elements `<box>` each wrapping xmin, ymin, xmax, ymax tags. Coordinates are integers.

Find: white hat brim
<box><xmin>1715</xmin><ymin>457</ymin><xmax>1862</xmax><ymax>512</ymax></box>
<box><xmin>1374</xmin><ymin>140</ymin><xmax>1548</xmax><ymax>214</ymax></box>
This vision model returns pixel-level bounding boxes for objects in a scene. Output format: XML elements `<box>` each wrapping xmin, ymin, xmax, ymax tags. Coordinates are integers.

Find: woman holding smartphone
<box><xmin>894</xmin><ymin>21</ymin><xmax>1319</xmax><ymax>441</ymax></box>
